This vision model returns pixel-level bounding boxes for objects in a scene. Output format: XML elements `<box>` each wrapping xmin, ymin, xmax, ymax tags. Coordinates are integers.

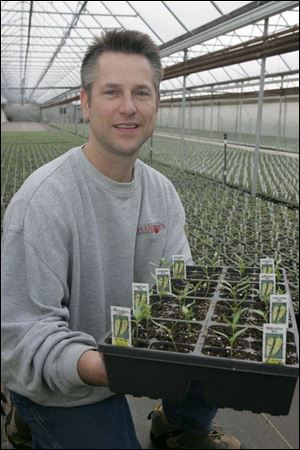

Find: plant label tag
<box><xmin>263</xmin><ymin>324</ymin><xmax>286</xmax><ymax>364</ymax></box>
<box><xmin>270</xmin><ymin>295</ymin><xmax>289</xmax><ymax>326</ymax></box>
<box><xmin>111</xmin><ymin>306</ymin><xmax>131</xmax><ymax>347</ymax></box>
<box><xmin>172</xmin><ymin>255</ymin><xmax>186</xmax><ymax>279</ymax></box>
<box><xmin>260</xmin><ymin>258</ymin><xmax>275</xmax><ymax>274</ymax></box>
<box><xmin>155</xmin><ymin>268</ymin><xmax>172</xmax><ymax>295</ymax></box>
<box><xmin>259</xmin><ymin>273</ymin><xmax>276</xmax><ymax>301</ymax></box>
<box><xmin>132</xmin><ymin>283</ymin><xmax>150</xmax><ymax>312</ymax></box>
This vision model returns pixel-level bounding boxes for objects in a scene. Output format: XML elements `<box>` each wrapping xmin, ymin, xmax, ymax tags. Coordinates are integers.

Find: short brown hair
<box><xmin>81</xmin><ymin>29</ymin><xmax>162</xmax><ymax>99</ymax></box>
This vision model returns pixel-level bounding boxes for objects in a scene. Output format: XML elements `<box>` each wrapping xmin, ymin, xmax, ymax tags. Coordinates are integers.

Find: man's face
<box><xmin>81</xmin><ymin>52</ymin><xmax>159</xmax><ymax>158</ymax></box>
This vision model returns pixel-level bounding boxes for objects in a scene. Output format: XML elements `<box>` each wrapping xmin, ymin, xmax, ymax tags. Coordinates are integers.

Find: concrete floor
<box><xmin>1</xmin><ymin>122</ymin><xmax>53</xmax><ymax>132</ymax></box>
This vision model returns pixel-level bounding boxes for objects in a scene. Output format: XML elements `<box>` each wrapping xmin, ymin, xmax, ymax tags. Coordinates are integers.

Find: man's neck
<box><xmin>83</xmin><ymin>143</ymin><xmax>136</xmax><ymax>183</ymax></box>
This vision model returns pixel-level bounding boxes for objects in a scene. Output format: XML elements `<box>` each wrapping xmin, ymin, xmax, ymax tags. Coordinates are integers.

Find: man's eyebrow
<box><xmin>102</xmin><ymin>83</ymin><xmax>121</xmax><ymax>88</ymax></box>
<box><xmin>102</xmin><ymin>83</ymin><xmax>151</xmax><ymax>89</ymax></box>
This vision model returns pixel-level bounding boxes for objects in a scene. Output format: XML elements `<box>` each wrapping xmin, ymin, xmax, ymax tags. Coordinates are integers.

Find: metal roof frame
<box><xmin>1</xmin><ymin>1</ymin><xmax>299</xmax><ymax>105</ymax></box>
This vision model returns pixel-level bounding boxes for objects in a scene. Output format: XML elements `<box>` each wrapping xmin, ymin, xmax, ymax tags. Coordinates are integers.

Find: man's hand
<box><xmin>77</xmin><ymin>350</ymin><xmax>108</xmax><ymax>386</ymax></box>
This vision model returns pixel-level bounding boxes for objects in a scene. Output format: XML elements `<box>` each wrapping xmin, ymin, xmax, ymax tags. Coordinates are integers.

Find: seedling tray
<box><xmin>98</xmin><ymin>266</ymin><xmax>299</xmax><ymax>415</ymax></box>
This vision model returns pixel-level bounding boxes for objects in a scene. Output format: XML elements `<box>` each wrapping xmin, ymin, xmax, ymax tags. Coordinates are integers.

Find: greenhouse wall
<box><xmin>41</xmin><ymin>104</ymin><xmax>83</xmax><ymax>124</ymax></box>
<box><xmin>1</xmin><ymin>108</ymin><xmax>7</xmax><ymax>123</ymax></box>
<box><xmin>4</xmin><ymin>103</ymin><xmax>41</xmax><ymax>122</ymax></box>
<box><xmin>158</xmin><ymin>96</ymin><xmax>299</xmax><ymax>138</ymax></box>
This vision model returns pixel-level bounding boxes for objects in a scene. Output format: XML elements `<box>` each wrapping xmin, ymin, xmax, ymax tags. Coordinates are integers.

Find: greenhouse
<box><xmin>1</xmin><ymin>1</ymin><xmax>299</xmax><ymax>449</ymax></box>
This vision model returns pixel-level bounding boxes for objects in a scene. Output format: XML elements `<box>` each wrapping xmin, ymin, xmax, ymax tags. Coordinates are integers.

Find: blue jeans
<box><xmin>10</xmin><ymin>391</ymin><xmax>141</xmax><ymax>449</ymax></box>
<box><xmin>163</xmin><ymin>381</ymin><xmax>218</xmax><ymax>434</ymax></box>
<box><xmin>11</xmin><ymin>382</ymin><xmax>217</xmax><ymax>449</ymax></box>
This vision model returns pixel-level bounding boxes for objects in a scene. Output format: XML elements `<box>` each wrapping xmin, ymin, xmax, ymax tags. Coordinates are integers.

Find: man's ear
<box><xmin>156</xmin><ymin>92</ymin><xmax>160</xmax><ymax>113</ymax></box>
<box><xmin>80</xmin><ymin>89</ymin><xmax>90</xmax><ymax>121</ymax></box>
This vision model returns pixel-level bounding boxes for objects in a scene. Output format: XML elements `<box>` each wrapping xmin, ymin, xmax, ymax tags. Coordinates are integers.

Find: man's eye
<box><xmin>104</xmin><ymin>90</ymin><xmax>117</xmax><ymax>95</ymax></box>
<box><xmin>137</xmin><ymin>91</ymin><xmax>150</xmax><ymax>97</ymax></box>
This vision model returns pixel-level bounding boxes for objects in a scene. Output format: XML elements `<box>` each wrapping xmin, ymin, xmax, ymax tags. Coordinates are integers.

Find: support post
<box><xmin>252</xmin><ymin>18</ymin><xmax>268</xmax><ymax>197</ymax></box>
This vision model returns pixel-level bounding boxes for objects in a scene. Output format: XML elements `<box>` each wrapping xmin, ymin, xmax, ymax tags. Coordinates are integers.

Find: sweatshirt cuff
<box><xmin>60</xmin><ymin>344</ymin><xmax>97</xmax><ymax>388</ymax></box>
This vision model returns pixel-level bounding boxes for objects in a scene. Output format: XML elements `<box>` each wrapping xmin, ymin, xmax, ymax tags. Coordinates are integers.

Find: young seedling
<box><xmin>133</xmin><ymin>302</ymin><xmax>152</xmax><ymax>341</ymax></box>
<box><xmin>221</xmin><ymin>278</ymin><xmax>251</xmax><ymax>301</ymax></box>
<box><xmin>210</xmin><ymin>252</ymin><xmax>222</xmax><ymax>274</ymax></box>
<box><xmin>236</xmin><ymin>255</ymin><xmax>247</xmax><ymax>278</ymax></box>
<box><xmin>173</xmin><ymin>282</ymin><xmax>197</xmax><ymax>308</ymax></box>
<box><xmin>247</xmin><ymin>307</ymin><xmax>269</xmax><ymax>325</ymax></box>
<box><xmin>222</xmin><ymin>307</ymin><xmax>249</xmax><ymax>334</ymax></box>
<box><xmin>274</xmin><ymin>257</ymin><xmax>282</xmax><ymax>282</ymax></box>
<box><xmin>151</xmin><ymin>319</ymin><xmax>178</xmax><ymax>352</ymax></box>
<box><xmin>181</xmin><ymin>300</ymin><xmax>195</xmax><ymax>332</ymax></box>
<box><xmin>212</xmin><ymin>326</ymin><xmax>248</xmax><ymax>358</ymax></box>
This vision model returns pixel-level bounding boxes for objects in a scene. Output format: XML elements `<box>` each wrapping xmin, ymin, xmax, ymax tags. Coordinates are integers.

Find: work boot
<box><xmin>4</xmin><ymin>399</ymin><xmax>32</xmax><ymax>449</ymax></box>
<box><xmin>149</xmin><ymin>404</ymin><xmax>243</xmax><ymax>449</ymax></box>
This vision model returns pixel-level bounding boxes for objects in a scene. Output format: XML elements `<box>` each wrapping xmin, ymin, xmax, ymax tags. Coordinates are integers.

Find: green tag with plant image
<box><xmin>259</xmin><ymin>273</ymin><xmax>276</xmax><ymax>302</ymax></box>
<box><xmin>270</xmin><ymin>294</ymin><xmax>289</xmax><ymax>326</ymax></box>
<box><xmin>260</xmin><ymin>258</ymin><xmax>275</xmax><ymax>274</ymax></box>
<box><xmin>263</xmin><ymin>324</ymin><xmax>286</xmax><ymax>364</ymax></box>
<box><xmin>155</xmin><ymin>268</ymin><xmax>172</xmax><ymax>295</ymax></box>
<box><xmin>172</xmin><ymin>255</ymin><xmax>186</xmax><ymax>279</ymax></box>
<box><xmin>111</xmin><ymin>306</ymin><xmax>131</xmax><ymax>347</ymax></box>
<box><xmin>132</xmin><ymin>283</ymin><xmax>150</xmax><ymax>312</ymax></box>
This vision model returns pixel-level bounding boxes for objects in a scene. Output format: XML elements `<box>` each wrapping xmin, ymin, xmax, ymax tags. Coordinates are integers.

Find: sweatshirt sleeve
<box><xmin>1</xmin><ymin>223</ymin><xmax>97</xmax><ymax>401</ymax></box>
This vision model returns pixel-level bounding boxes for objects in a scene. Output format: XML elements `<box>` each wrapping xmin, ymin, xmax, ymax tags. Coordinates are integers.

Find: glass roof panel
<box><xmin>100</xmin><ymin>1</ymin><xmax>137</xmax><ymax>15</ymax></box>
<box><xmin>266</xmin><ymin>52</ymin><xmax>299</xmax><ymax>73</ymax></box>
<box><xmin>163</xmin><ymin>1</ymin><xmax>220</xmax><ymax>30</ymax></box>
<box><xmin>1</xmin><ymin>1</ymin><xmax>298</xmax><ymax>105</ymax></box>
<box><xmin>126</xmin><ymin>1</ymin><xmax>187</xmax><ymax>42</ymax></box>
<box><xmin>214</xmin><ymin>1</ymin><xmax>252</xmax><ymax>14</ymax></box>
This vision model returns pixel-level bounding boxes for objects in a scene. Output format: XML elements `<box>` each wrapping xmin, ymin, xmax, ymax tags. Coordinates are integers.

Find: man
<box><xmin>1</xmin><ymin>29</ymin><xmax>242</xmax><ymax>449</ymax></box>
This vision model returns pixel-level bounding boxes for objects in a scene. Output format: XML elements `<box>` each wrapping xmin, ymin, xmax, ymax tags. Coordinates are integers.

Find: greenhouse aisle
<box><xmin>1</xmin><ymin>122</ymin><xmax>53</xmax><ymax>132</ymax></box>
<box><xmin>128</xmin><ymin>380</ymin><xmax>299</xmax><ymax>449</ymax></box>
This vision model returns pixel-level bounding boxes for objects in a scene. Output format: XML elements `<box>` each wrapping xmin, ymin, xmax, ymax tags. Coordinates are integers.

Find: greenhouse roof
<box><xmin>1</xmin><ymin>1</ymin><xmax>299</xmax><ymax>106</ymax></box>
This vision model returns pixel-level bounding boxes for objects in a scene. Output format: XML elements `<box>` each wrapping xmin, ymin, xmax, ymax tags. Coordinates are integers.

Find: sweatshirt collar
<box><xmin>74</xmin><ymin>145</ymin><xmax>140</xmax><ymax>194</ymax></box>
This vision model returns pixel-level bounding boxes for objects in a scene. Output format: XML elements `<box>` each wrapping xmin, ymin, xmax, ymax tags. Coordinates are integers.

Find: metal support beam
<box><xmin>223</xmin><ymin>133</ymin><xmax>228</xmax><ymax>185</ymax></box>
<box><xmin>160</xmin><ymin>70</ymin><xmax>299</xmax><ymax>95</ymax></box>
<box><xmin>163</xmin><ymin>26</ymin><xmax>299</xmax><ymax>81</ymax></box>
<box><xmin>181</xmin><ymin>49</ymin><xmax>188</xmax><ymax>152</ymax></box>
<box><xmin>159</xmin><ymin>1</ymin><xmax>299</xmax><ymax>57</ymax></box>
<box><xmin>22</xmin><ymin>0</ymin><xmax>33</xmax><ymax>104</ymax></box>
<box><xmin>239</xmin><ymin>82</ymin><xmax>244</xmax><ymax>143</ymax></box>
<box><xmin>277</xmin><ymin>76</ymin><xmax>284</xmax><ymax>150</ymax></box>
<box><xmin>252</xmin><ymin>19</ymin><xmax>268</xmax><ymax>197</ymax></box>
<box><xmin>210</xmin><ymin>91</ymin><xmax>213</xmax><ymax>139</ymax></box>
<box><xmin>27</xmin><ymin>2</ymin><xmax>88</xmax><ymax>102</ymax></box>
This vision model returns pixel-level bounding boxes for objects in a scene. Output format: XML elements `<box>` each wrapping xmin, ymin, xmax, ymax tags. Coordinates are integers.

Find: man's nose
<box><xmin>118</xmin><ymin>94</ymin><xmax>137</xmax><ymax>115</ymax></box>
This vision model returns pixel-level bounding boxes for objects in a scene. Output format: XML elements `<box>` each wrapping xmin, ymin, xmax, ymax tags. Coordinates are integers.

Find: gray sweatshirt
<box><xmin>1</xmin><ymin>146</ymin><xmax>192</xmax><ymax>407</ymax></box>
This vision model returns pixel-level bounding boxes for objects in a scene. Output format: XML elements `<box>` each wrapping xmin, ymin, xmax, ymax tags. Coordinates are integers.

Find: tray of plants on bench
<box><xmin>98</xmin><ymin>256</ymin><xmax>299</xmax><ymax>415</ymax></box>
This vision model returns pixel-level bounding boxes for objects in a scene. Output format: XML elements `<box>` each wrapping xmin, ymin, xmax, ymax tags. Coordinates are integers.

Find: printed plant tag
<box><xmin>132</xmin><ymin>283</ymin><xmax>150</xmax><ymax>312</ymax></box>
<box><xmin>111</xmin><ymin>306</ymin><xmax>131</xmax><ymax>347</ymax></box>
<box><xmin>155</xmin><ymin>268</ymin><xmax>172</xmax><ymax>295</ymax></box>
<box><xmin>260</xmin><ymin>258</ymin><xmax>275</xmax><ymax>274</ymax></box>
<box><xmin>270</xmin><ymin>295</ymin><xmax>289</xmax><ymax>326</ymax></box>
<box><xmin>259</xmin><ymin>273</ymin><xmax>276</xmax><ymax>301</ymax></box>
<box><xmin>172</xmin><ymin>255</ymin><xmax>186</xmax><ymax>279</ymax></box>
<box><xmin>263</xmin><ymin>324</ymin><xmax>286</xmax><ymax>364</ymax></box>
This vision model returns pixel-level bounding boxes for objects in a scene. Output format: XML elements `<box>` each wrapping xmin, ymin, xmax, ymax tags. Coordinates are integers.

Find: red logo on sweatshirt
<box><xmin>137</xmin><ymin>223</ymin><xmax>166</xmax><ymax>235</ymax></box>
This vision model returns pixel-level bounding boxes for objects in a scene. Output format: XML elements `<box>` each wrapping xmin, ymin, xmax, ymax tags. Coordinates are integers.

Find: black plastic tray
<box><xmin>98</xmin><ymin>266</ymin><xmax>299</xmax><ymax>415</ymax></box>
